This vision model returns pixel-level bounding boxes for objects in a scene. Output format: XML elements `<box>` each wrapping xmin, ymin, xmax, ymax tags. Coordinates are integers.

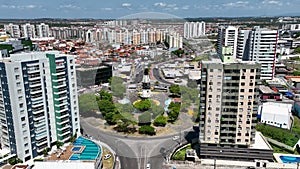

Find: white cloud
<box><xmin>1</xmin><ymin>4</ymin><xmax>40</xmax><ymax>9</ymax></box>
<box><xmin>122</xmin><ymin>3</ymin><xmax>131</xmax><ymax>7</ymax></box>
<box><xmin>59</xmin><ymin>4</ymin><xmax>80</xmax><ymax>9</ymax></box>
<box><xmin>102</xmin><ymin>8</ymin><xmax>112</xmax><ymax>11</ymax></box>
<box><xmin>223</xmin><ymin>1</ymin><xmax>249</xmax><ymax>7</ymax></box>
<box><xmin>182</xmin><ymin>5</ymin><xmax>190</xmax><ymax>10</ymax></box>
<box><xmin>167</xmin><ymin>4</ymin><xmax>177</xmax><ymax>8</ymax></box>
<box><xmin>154</xmin><ymin>2</ymin><xmax>167</xmax><ymax>7</ymax></box>
<box><xmin>262</xmin><ymin>0</ymin><xmax>283</xmax><ymax>6</ymax></box>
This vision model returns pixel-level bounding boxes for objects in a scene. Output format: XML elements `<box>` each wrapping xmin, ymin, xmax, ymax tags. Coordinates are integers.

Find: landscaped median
<box><xmin>171</xmin><ymin>144</ymin><xmax>192</xmax><ymax>161</ymax></box>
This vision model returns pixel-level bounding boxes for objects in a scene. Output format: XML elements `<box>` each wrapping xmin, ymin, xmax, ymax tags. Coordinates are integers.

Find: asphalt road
<box><xmin>81</xmin><ymin>119</ymin><xmax>138</xmax><ymax>169</ymax></box>
<box><xmin>81</xmin><ymin>118</ymin><xmax>193</xmax><ymax>169</ymax></box>
<box><xmin>152</xmin><ymin>68</ymin><xmax>172</xmax><ymax>85</ymax></box>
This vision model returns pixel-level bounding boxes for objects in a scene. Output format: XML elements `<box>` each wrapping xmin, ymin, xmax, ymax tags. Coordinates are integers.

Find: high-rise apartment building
<box><xmin>21</xmin><ymin>23</ymin><xmax>36</xmax><ymax>39</ymax></box>
<box><xmin>242</xmin><ymin>27</ymin><xmax>278</xmax><ymax>80</ymax></box>
<box><xmin>237</xmin><ymin>30</ymin><xmax>251</xmax><ymax>59</ymax></box>
<box><xmin>184</xmin><ymin>21</ymin><xmax>206</xmax><ymax>39</ymax></box>
<box><xmin>0</xmin><ymin>51</ymin><xmax>80</xmax><ymax>161</ymax></box>
<box><xmin>218</xmin><ymin>26</ymin><xmax>239</xmax><ymax>62</ymax></box>
<box><xmin>36</xmin><ymin>23</ymin><xmax>50</xmax><ymax>38</ymax></box>
<box><xmin>4</xmin><ymin>23</ymin><xmax>21</xmax><ymax>38</ymax></box>
<box><xmin>199</xmin><ymin>60</ymin><xmax>261</xmax><ymax>145</ymax></box>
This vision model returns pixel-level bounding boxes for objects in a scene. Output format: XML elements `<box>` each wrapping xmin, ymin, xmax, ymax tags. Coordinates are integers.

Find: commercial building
<box><xmin>198</xmin><ymin>60</ymin><xmax>274</xmax><ymax>161</ymax></box>
<box><xmin>76</xmin><ymin>64</ymin><xmax>112</xmax><ymax>87</ymax></box>
<box><xmin>258</xmin><ymin>102</ymin><xmax>293</xmax><ymax>130</ymax></box>
<box><xmin>0</xmin><ymin>51</ymin><xmax>80</xmax><ymax>161</ymax></box>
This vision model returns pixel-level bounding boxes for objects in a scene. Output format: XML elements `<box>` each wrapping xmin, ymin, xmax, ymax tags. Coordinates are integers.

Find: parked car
<box><xmin>104</xmin><ymin>154</ymin><xmax>111</xmax><ymax>160</ymax></box>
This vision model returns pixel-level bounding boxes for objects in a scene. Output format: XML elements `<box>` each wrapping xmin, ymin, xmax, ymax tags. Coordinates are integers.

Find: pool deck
<box><xmin>47</xmin><ymin>145</ymin><xmax>74</xmax><ymax>161</ymax></box>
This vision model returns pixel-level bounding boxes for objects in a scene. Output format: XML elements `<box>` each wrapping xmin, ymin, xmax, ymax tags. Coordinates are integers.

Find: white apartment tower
<box><xmin>0</xmin><ymin>51</ymin><xmax>80</xmax><ymax>161</ymax></box>
<box><xmin>4</xmin><ymin>24</ymin><xmax>21</xmax><ymax>38</ymax></box>
<box><xmin>36</xmin><ymin>23</ymin><xmax>50</xmax><ymax>38</ymax></box>
<box><xmin>238</xmin><ymin>27</ymin><xmax>278</xmax><ymax>80</ymax></box>
<box><xmin>184</xmin><ymin>21</ymin><xmax>206</xmax><ymax>39</ymax></box>
<box><xmin>21</xmin><ymin>23</ymin><xmax>36</xmax><ymax>39</ymax></box>
<box><xmin>218</xmin><ymin>26</ymin><xmax>239</xmax><ymax>61</ymax></box>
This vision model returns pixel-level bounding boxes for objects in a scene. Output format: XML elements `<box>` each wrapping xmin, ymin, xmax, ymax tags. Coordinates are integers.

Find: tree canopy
<box><xmin>79</xmin><ymin>93</ymin><xmax>98</xmax><ymax>113</ymax></box>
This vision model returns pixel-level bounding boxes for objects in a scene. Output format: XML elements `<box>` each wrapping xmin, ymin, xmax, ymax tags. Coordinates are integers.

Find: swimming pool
<box><xmin>164</xmin><ymin>98</ymin><xmax>172</xmax><ymax>111</ymax></box>
<box><xmin>280</xmin><ymin>155</ymin><xmax>300</xmax><ymax>163</ymax></box>
<box><xmin>72</xmin><ymin>147</ymin><xmax>81</xmax><ymax>152</ymax></box>
<box><xmin>69</xmin><ymin>137</ymin><xmax>101</xmax><ymax>161</ymax></box>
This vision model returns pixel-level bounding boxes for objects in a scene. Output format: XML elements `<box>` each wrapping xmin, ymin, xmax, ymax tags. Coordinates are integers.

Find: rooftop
<box><xmin>250</xmin><ymin>131</ymin><xmax>273</xmax><ymax>150</ymax></box>
<box><xmin>259</xmin><ymin>85</ymin><xmax>276</xmax><ymax>94</ymax></box>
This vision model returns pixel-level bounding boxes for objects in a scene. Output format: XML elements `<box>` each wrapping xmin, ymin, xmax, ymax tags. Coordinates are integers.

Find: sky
<box><xmin>0</xmin><ymin>0</ymin><xmax>300</xmax><ymax>19</ymax></box>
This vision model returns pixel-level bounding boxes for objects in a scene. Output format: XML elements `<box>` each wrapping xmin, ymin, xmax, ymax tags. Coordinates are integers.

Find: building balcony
<box><xmin>54</xmin><ymin>90</ymin><xmax>67</xmax><ymax>95</ymax></box>
<box><xmin>53</xmin><ymin>83</ymin><xmax>67</xmax><ymax>89</ymax></box>
<box><xmin>36</xmin><ymin>139</ymin><xmax>48</xmax><ymax>147</ymax></box>
<box><xmin>28</xmin><ymin>76</ymin><xmax>41</xmax><ymax>81</ymax></box>
<box><xmin>57</xmin><ymin>125</ymin><xmax>70</xmax><ymax>131</ymax></box>
<box><xmin>56</xmin><ymin>119</ymin><xmax>69</xmax><ymax>126</ymax></box>
<box><xmin>52</xmin><ymin>77</ymin><xmax>66</xmax><ymax>83</ymax></box>
<box><xmin>57</xmin><ymin>129</ymin><xmax>70</xmax><ymax>137</ymax></box>
<box><xmin>52</xmin><ymin>71</ymin><xmax>65</xmax><ymax>76</ymax></box>
<box><xmin>54</xmin><ymin>95</ymin><xmax>68</xmax><ymax>101</ymax></box>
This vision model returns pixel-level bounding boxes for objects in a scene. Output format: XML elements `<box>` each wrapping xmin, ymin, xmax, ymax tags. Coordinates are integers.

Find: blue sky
<box><xmin>0</xmin><ymin>0</ymin><xmax>299</xmax><ymax>19</ymax></box>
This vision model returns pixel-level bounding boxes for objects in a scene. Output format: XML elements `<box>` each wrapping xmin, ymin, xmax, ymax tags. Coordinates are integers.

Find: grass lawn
<box><xmin>172</xmin><ymin>144</ymin><xmax>192</xmax><ymax>161</ymax></box>
<box><xmin>292</xmin><ymin>115</ymin><xmax>300</xmax><ymax>135</ymax></box>
<box><xmin>270</xmin><ymin>142</ymin><xmax>298</xmax><ymax>155</ymax></box>
<box><xmin>256</xmin><ymin>123</ymin><xmax>299</xmax><ymax>147</ymax></box>
<box><xmin>102</xmin><ymin>147</ymin><xmax>114</xmax><ymax>169</ymax></box>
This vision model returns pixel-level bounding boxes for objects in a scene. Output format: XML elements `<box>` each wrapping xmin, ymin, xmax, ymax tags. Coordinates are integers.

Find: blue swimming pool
<box><xmin>280</xmin><ymin>155</ymin><xmax>300</xmax><ymax>163</ymax></box>
<box><xmin>69</xmin><ymin>137</ymin><xmax>101</xmax><ymax>161</ymax></box>
<box><xmin>72</xmin><ymin>147</ymin><xmax>81</xmax><ymax>152</ymax></box>
<box><xmin>164</xmin><ymin>98</ymin><xmax>172</xmax><ymax>111</ymax></box>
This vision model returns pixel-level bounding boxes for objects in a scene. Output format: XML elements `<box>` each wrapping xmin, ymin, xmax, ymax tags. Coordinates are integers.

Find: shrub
<box><xmin>154</xmin><ymin>115</ymin><xmax>167</xmax><ymax>127</ymax></box>
<box><xmin>138</xmin><ymin>125</ymin><xmax>156</xmax><ymax>135</ymax></box>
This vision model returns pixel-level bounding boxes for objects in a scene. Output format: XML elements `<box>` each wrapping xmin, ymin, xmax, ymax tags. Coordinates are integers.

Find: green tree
<box><xmin>138</xmin><ymin>125</ymin><xmax>156</xmax><ymax>135</ymax></box>
<box><xmin>78</xmin><ymin>94</ymin><xmax>98</xmax><ymax>113</ymax></box>
<box><xmin>56</xmin><ymin>141</ymin><xmax>63</xmax><ymax>149</ymax></box>
<box><xmin>153</xmin><ymin>115</ymin><xmax>167</xmax><ymax>127</ymax></box>
<box><xmin>151</xmin><ymin>104</ymin><xmax>165</xmax><ymax>118</ymax></box>
<box><xmin>187</xmin><ymin>80</ymin><xmax>198</xmax><ymax>88</ymax></box>
<box><xmin>293</xmin><ymin>71</ymin><xmax>300</xmax><ymax>76</ymax></box>
<box><xmin>98</xmin><ymin>100</ymin><xmax>116</xmax><ymax>115</ymax></box>
<box><xmin>138</xmin><ymin>111</ymin><xmax>152</xmax><ymax>125</ymax></box>
<box><xmin>98</xmin><ymin>90</ymin><xmax>113</xmax><ymax>101</ymax></box>
<box><xmin>134</xmin><ymin>99</ymin><xmax>152</xmax><ymax>111</ymax></box>
<box><xmin>169</xmin><ymin>85</ymin><xmax>181</xmax><ymax>95</ymax></box>
<box><xmin>294</xmin><ymin>46</ymin><xmax>300</xmax><ymax>54</ymax></box>
<box><xmin>168</xmin><ymin>102</ymin><xmax>181</xmax><ymax>122</ymax></box>
<box><xmin>110</xmin><ymin>77</ymin><xmax>126</xmax><ymax>98</ymax></box>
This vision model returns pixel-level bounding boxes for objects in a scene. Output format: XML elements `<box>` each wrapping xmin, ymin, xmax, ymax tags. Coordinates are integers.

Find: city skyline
<box><xmin>0</xmin><ymin>0</ymin><xmax>300</xmax><ymax>19</ymax></box>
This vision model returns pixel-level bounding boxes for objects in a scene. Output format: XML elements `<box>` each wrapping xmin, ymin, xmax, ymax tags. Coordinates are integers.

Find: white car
<box><xmin>172</xmin><ymin>136</ymin><xmax>180</xmax><ymax>140</ymax></box>
<box><xmin>146</xmin><ymin>163</ymin><xmax>151</xmax><ymax>169</ymax></box>
<box><xmin>104</xmin><ymin>154</ymin><xmax>111</xmax><ymax>160</ymax></box>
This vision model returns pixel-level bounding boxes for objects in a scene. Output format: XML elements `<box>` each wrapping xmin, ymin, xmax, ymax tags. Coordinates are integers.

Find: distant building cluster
<box><xmin>4</xmin><ymin>23</ymin><xmax>50</xmax><ymax>39</ymax></box>
<box><xmin>183</xmin><ymin>21</ymin><xmax>206</xmax><ymax>39</ymax></box>
<box><xmin>218</xmin><ymin>26</ymin><xmax>278</xmax><ymax>80</ymax></box>
<box><xmin>85</xmin><ymin>27</ymin><xmax>182</xmax><ymax>48</ymax></box>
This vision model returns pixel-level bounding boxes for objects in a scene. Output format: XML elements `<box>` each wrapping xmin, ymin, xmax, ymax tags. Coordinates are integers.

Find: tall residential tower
<box><xmin>0</xmin><ymin>51</ymin><xmax>80</xmax><ymax>161</ymax></box>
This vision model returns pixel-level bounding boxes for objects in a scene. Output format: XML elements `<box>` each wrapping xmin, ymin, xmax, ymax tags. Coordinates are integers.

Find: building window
<box><xmin>240</xmin><ymin>95</ymin><xmax>244</xmax><ymax>100</ymax></box>
<box><xmin>216</xmin><ymin>107</ymin><xmax>220</xmax><ymax>111</ymax></box>
<box><xmin>239</xmin><ymin>108</ymin><xmax>243</xmax><ymax>112</ymax></box>
<box><xmin>209</xmin><ymin>75</ymin><xmax>213</xmax><ymax>79</ymax></box>
<box><xmin>217</xmin><ymin>75</ymin><xmax>222</xmax><ymax>79</ymax></box>
<box><xmin>241</xmin><ymin>76</ymin><xmax>245</xmax><ymax>79</ymax></box>
<box><xmin>250</xmin><ymin>76</ymin><xmax>254</xmax><ymax>79</ymax></box>
<box><xmin>249</xmin><ymin>89</ymin><xmax>253</xmax><ymax>92</ymax></box>
<box><xmin>250</xmin><ymin>69</ymin><xmax>255</xmax><ymax>73</ymax></box>
<box><xmin>241</xmin><ymin>82</ymin><xmax>245</xmax><ymax>86</ymax></box>
<box><xmin>210</xmin><ymin>69</ymin><xmax>213</xmax><ymax>72</ymax></box>
<box><xmin>217</xmin><ymin>88</ymin><xmax>221</xmax><ymax>92</ymax></box>
<box><xmin>209</xmin><ymin>95</ymin><xmax>212</xmax><ymax>98</ymax></box>
<box><xmin>240</xmin><ymin>89</ymin><xmax>244</xmax><ymax>92</ymax></box>
<box><xmin>15</xmin><ymin>75</ymin><xmax>20</xmax><ymax>80</ymax></box>
<box><xmin>240</xmin><ymin>102</ymin><xmax>244</xmax><ymax>106</ymax></box>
